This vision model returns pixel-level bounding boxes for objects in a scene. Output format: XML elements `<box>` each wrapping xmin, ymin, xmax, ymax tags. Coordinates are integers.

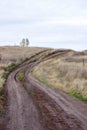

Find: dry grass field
<box><xmin>32</xmin><ymin>50</ymin><xmax>87</xmax><ymax>100</ymax></box>
<box><xmin>0</xmin><ymin>46</ymin><xmax>48</xmax><ymax>67</ymax></box>
<box><xmin>0</xmin><ymin>45</ymin><xmax>48</xmax><ymax>79</ymax></box>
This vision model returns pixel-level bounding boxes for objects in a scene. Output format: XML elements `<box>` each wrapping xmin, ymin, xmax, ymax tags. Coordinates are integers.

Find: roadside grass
<box><xmin>0</xmin><ymin>78</ymin><xmax>5</xmax><ymax>114</ymax></box>
<box><xmin>32</xmin><ymin>54</ymin><xmax>87</xmax><ymax>101</ymax></box>
<box><xmin>0</xmin><ymin>63</ymin><xmax>19</xmax><ymax>113</ymax></box>
<box><xmin>5</xmin><ymin>63</ymin><xmax>18</xmax><ymax>72</ymax></box>
<box><xmin>68</xmin><ymin>91</ymin><xmax>87</xmax><ymax>101</ymax></box>
<box><xmin>35</xmin><ymin>76</ymin><xmax>52</xmax><ymax>87</ymax></box>
<box><xmin>17</xmin><ymin>72</ymin><xmax>24</xmax><ymax>81</ymax></box>
<box><xmin>2</xmin><ymin>64</ymin><xmax>19</xmax><ymax>79</ymax></box>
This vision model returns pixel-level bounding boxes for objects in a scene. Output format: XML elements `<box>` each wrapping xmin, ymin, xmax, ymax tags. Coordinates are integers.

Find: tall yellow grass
<box><xmin>32</xmin><ymin>56</ymin><xmax>87</xmax><ymax>98</ymax></box>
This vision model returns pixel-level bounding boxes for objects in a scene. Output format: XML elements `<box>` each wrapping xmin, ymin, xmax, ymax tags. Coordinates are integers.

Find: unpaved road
<box><xmin>4</xmin><ymin>50</ymin><xmax>87</xmax><ymax>130</ymax></box>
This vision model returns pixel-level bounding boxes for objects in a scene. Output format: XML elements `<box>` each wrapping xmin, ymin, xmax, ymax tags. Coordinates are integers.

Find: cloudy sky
<box><xmin>0</xmin><ymin>0</ymin><xmax>87</xmax><ymax>50</ymax></box>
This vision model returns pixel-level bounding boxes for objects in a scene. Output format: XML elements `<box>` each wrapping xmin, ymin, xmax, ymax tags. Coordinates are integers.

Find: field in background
<box><xmin>0</xmin><ymin>46</ymin><xmax>48</xmax><ymax>68</ymax></box>
<box><xmin>0</xmin><ymin>45</ymin><xmax>48</xmax><ymax>79</ymax></box>
<box><xmin>32</xmin><ymin>50</ymin><xmax>87</xmax><ymax>100</ymax></box>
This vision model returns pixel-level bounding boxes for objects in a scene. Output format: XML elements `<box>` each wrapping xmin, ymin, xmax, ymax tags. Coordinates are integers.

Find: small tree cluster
<box><xmin>20</xmin><ymin>38</ymin><xmax>29</xmax><ymax>47</ymax></box>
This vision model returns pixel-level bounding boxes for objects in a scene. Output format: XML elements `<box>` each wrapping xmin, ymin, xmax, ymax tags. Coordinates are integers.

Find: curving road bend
<box><xmin>6</xmin><ymin>50</ymin><xmax>87</xmax><ymax>130</ymax></box>
<box><xmin>6</xmin><ymin>67</ymin><xmax>45</xmax><ymax>130</ymax></box>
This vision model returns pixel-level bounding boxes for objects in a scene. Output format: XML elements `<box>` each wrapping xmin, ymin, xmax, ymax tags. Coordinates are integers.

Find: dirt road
<box><xmin>5</xmin><ymin>50</ymin><xmax>87</xmax><ymax>130</ymax></box>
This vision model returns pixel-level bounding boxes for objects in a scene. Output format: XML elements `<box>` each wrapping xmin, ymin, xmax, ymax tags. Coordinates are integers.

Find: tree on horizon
<box><xmin>20</xmin><ymin>38</ymin><xmax>29</xmax><ymax>47</ymax></box>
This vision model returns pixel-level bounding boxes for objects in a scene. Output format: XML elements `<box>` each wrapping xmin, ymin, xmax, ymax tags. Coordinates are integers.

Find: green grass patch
<box><xmin>69</xmin><ymin>91</ymin><xmax>87</xmax><ymax>101</ymax></box>
<box><xmin>2</xmin><ymin>71</ymin><xmax>9</xmax><ymax>79</ymax></box>
<box><xmin>2</xmin><ymin>63</ymin><xmax>19</xmax><ymax>79</ymax></box>
<box><xmin>17</xmin><ymin>72</ymin><xmax>24</xmax><ymax>81</ymax></box>
<box><xmin>5</xmin><ymin>63</ymin><xmax>19</xmax><ymax>72</ymax></box>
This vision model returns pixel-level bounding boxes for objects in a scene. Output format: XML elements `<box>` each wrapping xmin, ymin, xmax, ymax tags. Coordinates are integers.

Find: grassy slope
<box><xmin>0</xmin><ymin>46</ymin><xmax>47</xmax><ymax>65</ymax></box>
<box><xmin>32</xmin><ymin>50</ymin><xmax>87</xmax><ymax>101</ymax></box>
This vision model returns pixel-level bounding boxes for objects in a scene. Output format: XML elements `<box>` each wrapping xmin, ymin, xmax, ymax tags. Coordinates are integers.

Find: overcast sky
<box><xmin>0</xmin><ymin>0</ymin><xmax>87</xmax><ymax>50</ymax></box>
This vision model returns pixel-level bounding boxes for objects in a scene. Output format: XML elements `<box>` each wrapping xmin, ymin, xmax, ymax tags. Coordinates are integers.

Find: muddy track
<box><xmin>5</xmin><ymin>50</ymin><xmax>87</xmax><ymax>130</ymax></box>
